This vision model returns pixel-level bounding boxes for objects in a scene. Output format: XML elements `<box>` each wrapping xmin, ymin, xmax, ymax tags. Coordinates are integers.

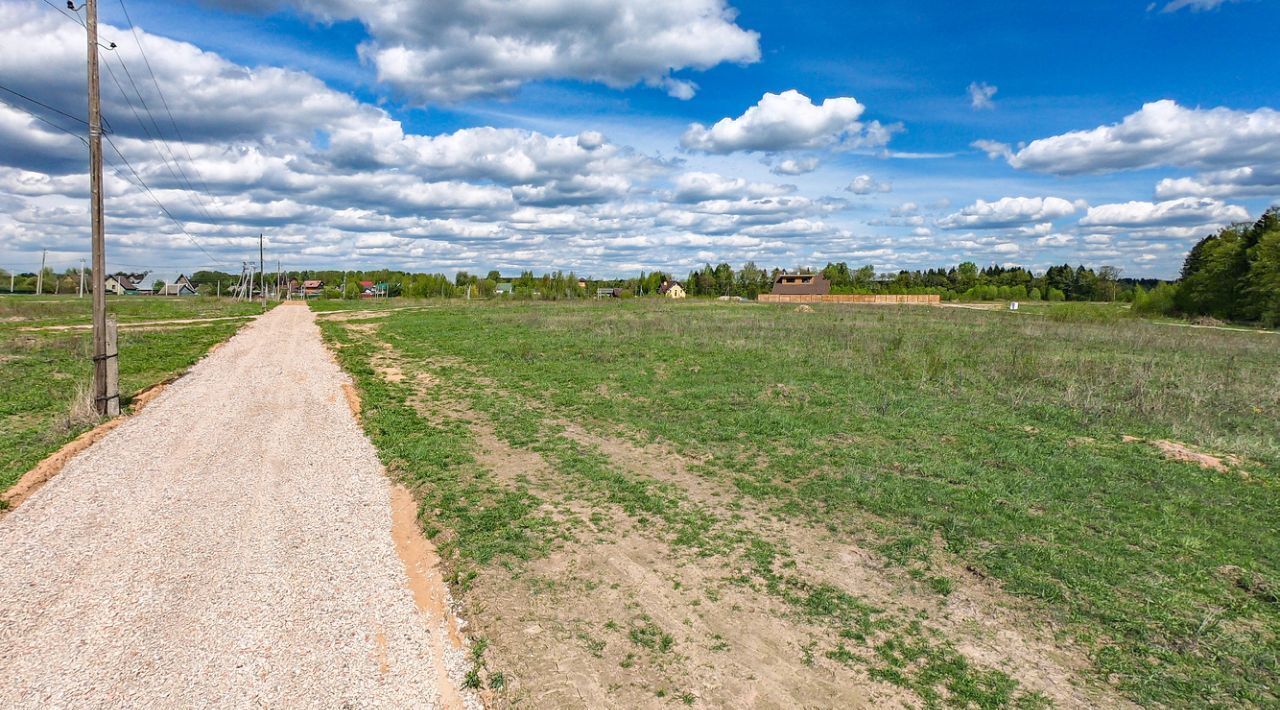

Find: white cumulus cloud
<box><xmin>846</xmin><ymin>175</ymin><xmax>891</xmax><ymax>195</ymax></box>
<box><xmin>680</xmin><ymin>90</ymin><xmax>896</xmax><ymax>154</ymax></box>
<box><xmin>939</xmin><ymin>196</ymin><xmax>1078</xmax><ymax>229</ymax></box>
<box><xmin>1006</xmin><ymin>100</ymin><xmax>1280</xmax><ymax>175</ymax></box>
<box><xmin>767</xmin><ymin>156</ymin><xmax>821</xmax><ymax>175</ymax></box>
<box><xmin>1079</xmin><ymin>197</ymin><xmax>1249</xmax><ymax>228</ymax></box>
<box><xmin>229</xmin><ymin>0</ymin><xmax>761</xmax><ymax>103</ymax></box>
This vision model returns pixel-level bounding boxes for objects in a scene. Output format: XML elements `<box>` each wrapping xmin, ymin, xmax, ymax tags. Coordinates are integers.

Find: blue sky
<box><xmin>1</xmin><ymin>0</ymin><xmax>1278</xmax><ymax>279</ymax></box>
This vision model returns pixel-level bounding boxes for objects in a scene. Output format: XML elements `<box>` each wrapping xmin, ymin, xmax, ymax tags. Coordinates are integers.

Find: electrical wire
<box><xmin>117</xmin><ymin>0</ymin><xmax>220</xmax><ymax>205</ymax></box>
<box><xmin>103</xmin><ymin>133</ymin><xmax>229</xmax><ymax>268</ymax></box>
<box><xmin>101</xmin><ymin>57</ymin><xmax>213</xmax><ymax>224</ymax></box>
<box><xmin>39</xmin><ymin>0</ymin><xmax>84</xmax><ymax>27</ymax></box>
<box><xmin>0</xmin><ymin>84</ymin><xmax>88</xmax><ymax>127</ymax></box>
<box><xmin>0</xmin><ymin>94</ymin><xmax>88</xmax><ymax>145</ymax></box>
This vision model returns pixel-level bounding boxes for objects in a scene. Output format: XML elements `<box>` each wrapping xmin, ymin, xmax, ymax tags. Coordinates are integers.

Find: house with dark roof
<box><xmin>104</xmin><ymin>272</ymin><xmax>151</xmax><ymax>295</ymax></box>
<box><xmin>771</xmin><ymin>272</ymin><xmax>830</xmax><ymax>296</ymax></box>
<box><xmin>155</xmin><ymin>274</ymin><xmax>197</xmax><ymax>296</ymax></box>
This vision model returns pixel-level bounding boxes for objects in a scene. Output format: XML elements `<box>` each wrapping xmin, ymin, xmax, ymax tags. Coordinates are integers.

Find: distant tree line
<box><xmin>680</xmin><ymin>260</ymin><xmax>1132</xmax><ymax>303</ymax></box>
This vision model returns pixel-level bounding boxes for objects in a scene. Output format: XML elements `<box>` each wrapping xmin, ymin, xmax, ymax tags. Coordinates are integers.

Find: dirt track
<box><xmin>0</xmin><ymin>305</ymin><xmax>477</xmax><ymax>708</ymax></box>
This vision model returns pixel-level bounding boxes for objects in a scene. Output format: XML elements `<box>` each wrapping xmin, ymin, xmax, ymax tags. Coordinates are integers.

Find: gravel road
<box><xmin>0</xmin><ymin>305</ymin><xmax>475</xmax><ymax>708</ymax></box>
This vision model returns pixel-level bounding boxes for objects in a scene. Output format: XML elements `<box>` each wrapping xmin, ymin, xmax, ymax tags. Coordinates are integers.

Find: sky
<box><xmin>1</xmin><ymin>0</ymin><xmax>1278</xmax><ymax>280</ymax></box>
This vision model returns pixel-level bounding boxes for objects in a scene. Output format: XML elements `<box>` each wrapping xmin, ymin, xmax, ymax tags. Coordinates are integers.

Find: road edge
<box><xmin>1</xmin><ymin>327</ymin><xmax>239</xmax><ymax>517</ymax></box>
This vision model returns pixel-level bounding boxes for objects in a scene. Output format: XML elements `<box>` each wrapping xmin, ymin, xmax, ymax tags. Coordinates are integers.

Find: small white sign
<box><xmin>1010</xmin><ymin>301</ymin><xmax>1019</xmax><ymax>311</ymax></box>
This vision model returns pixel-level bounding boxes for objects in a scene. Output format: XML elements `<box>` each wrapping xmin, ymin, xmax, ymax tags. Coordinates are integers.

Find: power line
<box><xmin>39</xmin><ymin>0</ymin><xmax>85</xmax><ymax>27</ymax></box>
<box><xmin>116</xmin><ymin>0</ymin><xmax>220</xmax><ymax>207</ymax></box>
<box><xmin>101</xmin><ymin>55</ymin><xmax>209</xmax><ymax>217</ymax></box>
<box><xmin>0</xmin><ymin>94</ymin><xmax>88</xmax><ymax>145</ymax></box>
<box><xmin>0</xmin><ymin>84</ymin><xmax>89</xmax><ymax>127</ymax></box>
<box><xmin>2</xmin><ymin>94</ymin><xmax>228</xmax><ymax>270</ymax></box>
<box><xmin>102</xmin><ymin>133</ymin><xmax>229</xmax><ymax>268</ymax></box>
<box><xmin>0</xmin><ymin>82</ymin><xmax>114</xmax><ymax>135</ymax></box>
<box><xmin>102</xmin><ymin>51</ymin><xmax>215</xmax><ymax>225</ymax></box>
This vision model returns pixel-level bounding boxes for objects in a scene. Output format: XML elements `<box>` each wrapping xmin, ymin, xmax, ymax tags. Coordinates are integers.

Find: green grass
<box><xmin>307</xmin><ymin>296</ymin><xmax>420</xmax><ymax>313</ymax></box>
<box><xmin>0</xmin><ymin>295</ymin><xmax>262</xmax><ymax>494</ymax></box>
<box><xmin>323</xmin><ymin>299</ymin><xmax>1278</xmax><ymax>706</ymax></box>
<box><xmin>0</xmin><ymin>293</ymin><xmax>265</xmax><ymax>327</ymax></box>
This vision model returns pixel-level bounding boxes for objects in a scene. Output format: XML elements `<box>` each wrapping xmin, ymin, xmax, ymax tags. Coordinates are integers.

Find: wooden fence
<box><xmin>757</xmin><ymin>294</ymin><xmax>941</xmax><ymax>305</ymax></box>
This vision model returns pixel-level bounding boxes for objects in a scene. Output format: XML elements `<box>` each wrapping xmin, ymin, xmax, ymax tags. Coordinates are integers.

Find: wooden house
<box><xmin>771</xmin><ymin>272</ymin><xmax>830</xmax><ymax>296</ymax></box>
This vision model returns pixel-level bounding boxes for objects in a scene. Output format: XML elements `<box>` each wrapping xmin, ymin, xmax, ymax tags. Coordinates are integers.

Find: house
<box><xmin>156</xmin><ymin>274</ymin><xmax>197</xmax><ymax>296</ymax></box>
<box><xmin>577</xmin><ymin>278</ymin><xmax>588</xmax><ymax>290</ymax></box>
<box><xmin>103</xmin><ymin>274</ymin><xmax>135</xmax><ymax>295</ymax></box>
<box><xmin>658</xmin><ymin>280</ymin><xmax>686</xmax><ymax>299</ymax></box>
<box><xmin>771</xmin><ymin>272</ymin><xmax>830</xmax><ymax>296</ymax></box>
<box><xmin>301</xmin><ymin>279</ymin><xmax>325</xmax><ymax>297</ymax></box>
<box><xmin>360</xmin><ymin>281</ymin><xmax>389</xmax><ymax>298</ymax></box>
<box><xmin>104</xmin><ymin>272</ymin><xmax>150</xmax><ymax>295</ymax></box>
<box><xmin>495</xmin><ymin>282</ymin><xmax>514</xmax><ymax>295</ymax></box>
<box><xmin>596</xmin><ymin>287</ymin><xmax>622</xmax><ymax>298</ymax></box>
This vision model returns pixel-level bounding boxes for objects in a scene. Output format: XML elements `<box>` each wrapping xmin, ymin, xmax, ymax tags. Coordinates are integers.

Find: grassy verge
<box><xmin>332</xmin><ymin>299</ymin><xmax>1277</xmax><ymax>707</ymax></box>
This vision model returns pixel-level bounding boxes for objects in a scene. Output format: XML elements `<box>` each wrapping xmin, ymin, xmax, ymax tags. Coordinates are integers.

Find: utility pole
<box><xmin>259</xmin><ymin>233</ymin><xmax>266</xmax><ymax>307</ymax></box>
<box><xmin>83</xmin><ymin>0</ymin><xmax>112</xmax><ymax>414</ymax></box>
<box><xmin>275</xmin><ymin>259</ymin><xmax>280</xmax><ymax>300</ymax></box>
<box><xmin>79</xmin><ymin>258</ymin><xmax>85</xmax><ymax>298</ymax></box>
<box><xmin>36</xmin><ymin>249</ymin><xmax>46</xmax><ymax>295</ymax></box>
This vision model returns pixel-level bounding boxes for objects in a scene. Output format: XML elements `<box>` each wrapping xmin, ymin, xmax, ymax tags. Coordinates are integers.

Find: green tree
<box><xmin>343</xmin><ymin>279</ymin><xmax>361</xmax><ymax>300</ymax></box>
<box><xmin>1243</xmin><ymin>221</ymin><xmax>1280</xmax><ymax>326</ymax></box>
<box><xmin>1176</xmin><ymin>226</ymin><xmax>1248</xmax><ymax>319</ymax></box>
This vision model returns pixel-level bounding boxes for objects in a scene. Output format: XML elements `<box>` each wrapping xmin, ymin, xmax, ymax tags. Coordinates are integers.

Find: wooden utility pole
<box><xmin>259</xmin><ymin>233</ymin><xmax>266</xmax><ymax>307</ymax></box>
<box><xmin>86</xmin><ymin>0</ymin><xmax>112</xmax><ymax>415</ymax></box>
<box><xmin>36</xmin><ymin>249</ymin><xmax>46</xmax><ymax>295</ymax></box>
<box><xmin>79</xmin><ymin>258</ymin><xmax>85</xmax><ymax>298</ymax></box>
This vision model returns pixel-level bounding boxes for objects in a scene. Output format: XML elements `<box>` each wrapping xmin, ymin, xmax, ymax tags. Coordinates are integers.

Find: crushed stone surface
<box><xmin>0</xmin><ymin>305</ymin><xmax>472</xmax><ymax>708</ymax></box>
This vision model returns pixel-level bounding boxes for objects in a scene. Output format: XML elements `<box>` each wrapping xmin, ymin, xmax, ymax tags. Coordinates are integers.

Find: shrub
<box><xmin>1046</xmin><ymin>288</ymin><xmax>1066</xmax><ymax>302</ymax></box>
<box><xmin>1047</xmin><ymin>302</ymin><xmax>1125</xmax><ymax>324</ymax></box>
<box><xmin>1028</xmin><ymin>287</ymin><xmax>1042</xmax><ymax>301</ymax></box>
<box><xmin>1133</xmin><ymin>283</ymin><xmax>1178</xmax><ymax>317</ymax></box>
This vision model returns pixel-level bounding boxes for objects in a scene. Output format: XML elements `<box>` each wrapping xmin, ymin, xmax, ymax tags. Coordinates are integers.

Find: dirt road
<box><xmin>0</xmin><ymin>305</ymin><xmax>476</xmax><ymax>708</ymax></box>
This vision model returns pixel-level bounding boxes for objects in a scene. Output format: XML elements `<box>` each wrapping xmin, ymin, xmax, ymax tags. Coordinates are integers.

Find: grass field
<box><xmin>0</xmin><ymin>295</ymin><xmax>265</xmax><ymax>496</ymax></box>
<box><xmin>320</xmin><ymin>299</ymin><xmax>1278</xmax><ymax>708</ymax></box>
